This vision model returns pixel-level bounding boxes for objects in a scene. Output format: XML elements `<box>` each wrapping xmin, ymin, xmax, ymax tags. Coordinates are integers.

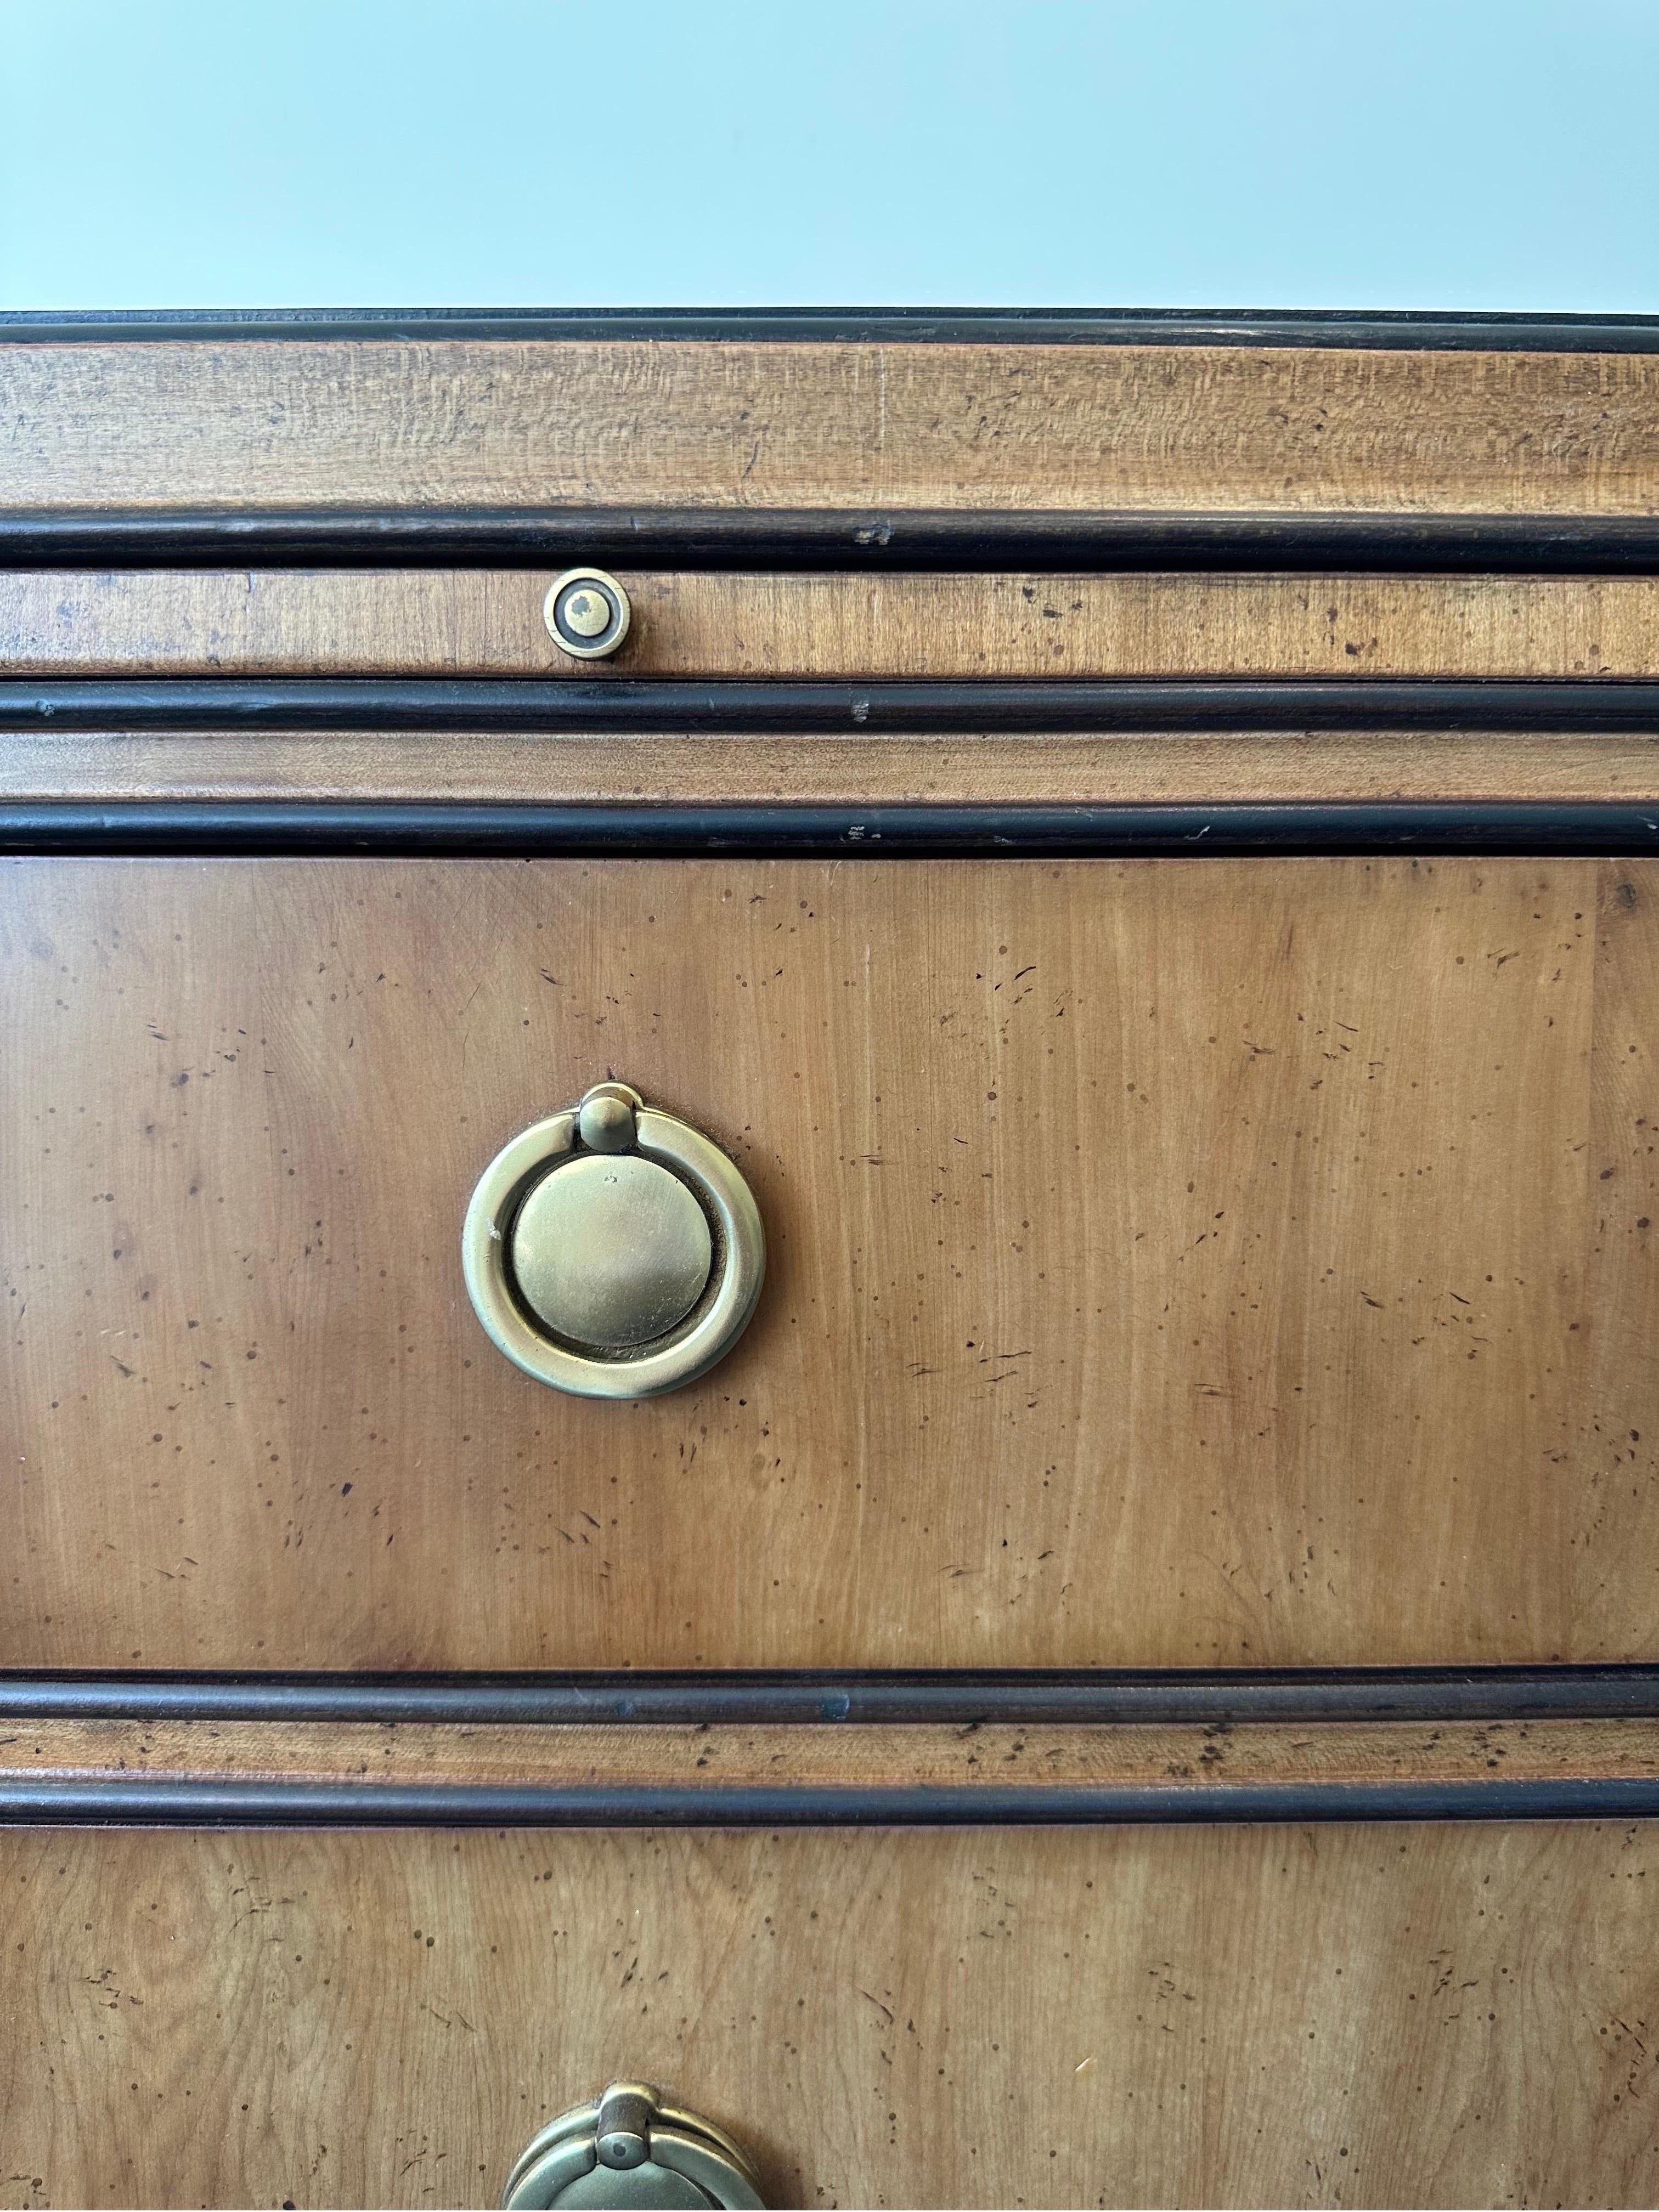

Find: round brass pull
<box><xmin>503</xmin><ymin>2081</ymin><xmax>765</xmax><ymax>2209</ymax></box>
<box><xmin>544</xmin><ymin>568</ymin><xmax>631</xmax><ymax>659</ymax></box>
<box><xmin>462</xmin><ymin>1083</ymin><xmax>764</xmax><ymax>1400</ymax></box>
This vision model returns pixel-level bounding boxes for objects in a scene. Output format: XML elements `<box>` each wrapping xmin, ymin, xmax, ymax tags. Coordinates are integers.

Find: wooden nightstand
<box><xmin>3</xmin><ymin>308</ymin><xmax>1658</xmax><ymax>2208</ymax></box>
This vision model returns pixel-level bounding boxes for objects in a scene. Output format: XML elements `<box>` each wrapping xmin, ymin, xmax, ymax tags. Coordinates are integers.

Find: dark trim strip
<box><xmin>8</xmin><ymin>508</ymin><xmax>1659</xmax><ymax>570</ymax></box>
<box><xmin>5</xmin><ymin>307</ymin><xmax>1659</xmax><ymax>351</ymax></box>
<box><xmin>5</xmin><ymin>800</ymin><xmax>1659</xmax><ymax>858</ymax></box>
<box><xmin>4</xmin><ymin>1668</ymin><xmax>1657</xmax><ymax>1726</ymax></box>
<box><xmin>3</xmin><ymin>1777</ymin><xmax>1656</xmax><ymax>1828</ymax></box>
<box><xmin>11</xmin><ymin>677</ymin><xmax>1659</xmax><ymax>733</ymax></box>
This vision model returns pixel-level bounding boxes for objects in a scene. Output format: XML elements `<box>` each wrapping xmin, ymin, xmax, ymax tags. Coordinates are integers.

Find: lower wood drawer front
<box><xmin>8</xmin><ymin>853</ymin><xmax>1659</xmax><ymax>1671</ymax></box>
<box><xmin>3</xmin><ymin>1820</ymin><xmax>1653</xmax><ymax>2209</ymax></box>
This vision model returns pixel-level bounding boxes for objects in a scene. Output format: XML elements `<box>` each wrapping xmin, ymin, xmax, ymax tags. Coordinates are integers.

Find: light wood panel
<box><xmin>1585</xmin><ymin>864</ymin><xmax>1659</xmax><ymax>1626</ymax></box>
<box><xmin>3</xmin><ymin>1716</ymin><xmax>1656</xmax><ymax>1793</ymax></box>
<box><xmin>5</xmin><ymin>855</ymin><xmax>1656</xmax><ymax>1671</ymax></box>
<box><xmin>2</xmin><ymin>1821</ymin><xmax>1656</xmax><ymax>2208</ymax></box>
<box><xmin>8</xmin><ymin>725</ymin><xmax>1659</xmax><ymax>806</ymax></box>
<box><xmin>11</xmin><ymin>569</ymin><xmax>1659</xmax><ymax>676</ymax></box>
<box><xmin>4</xmin><ymin>340</ymin><xmax>1659</xmax><ymax>514</ymax></box>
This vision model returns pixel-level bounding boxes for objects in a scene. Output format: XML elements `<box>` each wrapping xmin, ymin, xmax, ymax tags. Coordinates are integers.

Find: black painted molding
<box><xmin>3</xmin><ymin>1775</ymin><xmax>1656</xmax><ymax>1828</ymax></box>
<box><xmin>7</xmin><ymin>507</ymin><xmax>1659</xmax><ymax>572</ymax></box>
<box><xmin>5</xmin><ymin>800</ymin><xmax>1658</xmax><ymax>858</ymax></box>
<box><xmin>5</xmin><ymin>1666</ymin><xmax>1657</xmax><ymax>1726</ymax></box>
<box><xmin>5</xmin><ymin>306</ymin><xmax>1659</xmax><ymax>350</ymax></box>
<box><xmin>10</xmin><ymin>675</ymin><xmax>1659</xmax><ymax>852</ymax></box>
<box><xmin>10</xmin><ymin>676</ymin><xmax>1659</xmax><ymax>733</ymax></box>
<box><xmin>8</xmin><ymin>1670</ymin><xmax>1653</xmax><ymax>1825</ymax></box>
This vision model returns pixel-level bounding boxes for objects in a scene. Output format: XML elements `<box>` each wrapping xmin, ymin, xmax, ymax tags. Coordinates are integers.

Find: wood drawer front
<box><xmin>3</xmin><ymin>1820</ymin><xmax>1654</xmax><ymax>2209</ymax></box>
<box><xmin>7</xmin><ymin>336</ymin><xmax>1658</xmax><ymax>518</ymax></box>
<box><xmin>11</xmin><ymin>569</ymin><xmax>1659</xmax><ymax>678</ymax></box>
<box><xmin>7</xmin><ymin>852</ymin><xmax>1657</xmax><ymax>1673</ymax></box>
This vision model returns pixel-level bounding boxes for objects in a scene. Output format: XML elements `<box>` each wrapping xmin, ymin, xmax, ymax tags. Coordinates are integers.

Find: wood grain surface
<box><xmin>13</xmin><ymin>569</ymin><xmax>1659</xmax><ymax>676</ymax></box>
<box><xmin>3</xmin><ymin>1716</ymin><xmax>1655</xmax><ymax>1793</ymax></box>
<box><xmin>6</xmin><ymin>854</ymin><xmax>1659</xmax><ymax>1672</ymax></box>
<box><xmin>4</xmin><ymin>340</ymin><xmax>1659</xmax><ymax>514</ymax></box>
<box><xmin>3</xmin><ymin>1821</ymin><xmax>1657</xmax><ymax>2208</ymax></box>
<box><xmin>9</xmin><ymin>725</ymin><xmax>1659</xmax><ymax>807</ymax></box>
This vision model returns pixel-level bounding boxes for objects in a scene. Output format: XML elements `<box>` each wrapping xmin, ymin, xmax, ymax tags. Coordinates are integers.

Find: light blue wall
<box><xmin>3</xmin><ymin>0</ymin><xmax>1657</xmax><ymax>310</ymax></box>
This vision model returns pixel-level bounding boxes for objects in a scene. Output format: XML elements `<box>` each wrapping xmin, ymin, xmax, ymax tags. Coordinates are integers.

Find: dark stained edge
<box><xmin>8</xmin><ymin>509</ymin><xmax>1659</xmax><ymax>571</ymax></box>
<box><xmin>5</xmin><ymin>307</ymin><xmax>1659</xmax><ymax>350</ymax></box>
<box><xmin>4</xmin><ymin>800</ymin><xmax>1659</xmax><ymax>857</ymax></box>
<box><xmin>2</xmin><ymin>1778</ymin><xmax>1656</xmax><ymax>1827</ymax></box>
<box><xmin>4</xmin><ymin>1668</ymin><xmax>1658</xmax><ymax>1725</ymax></box>
<box><xmin>10</xmin><ymin>677</ymin><xmax>1659</xmax><ymax>732</ymax></box>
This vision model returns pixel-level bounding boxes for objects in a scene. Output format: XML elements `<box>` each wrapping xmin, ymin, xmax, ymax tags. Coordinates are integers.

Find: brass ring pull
<box><xmin>503</xmin><ymin>2080</ymin><xmax>765</xmax><ymax>2209</ymax></box>
<box><xmin>462</xmin><ymin>1083</ymin><xmax>764</xmax><ymax>1400</ymax></box>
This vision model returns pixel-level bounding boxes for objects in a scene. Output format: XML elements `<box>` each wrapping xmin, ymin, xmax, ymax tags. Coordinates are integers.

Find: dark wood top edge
<box><xmin>4</xmin><ymin>1668</ymin><xmax>1656</xmax><ymax>1724</ymax></box>
<box><xmin>7</xmin><ymin>508</ymin><xmax>1659</xmax><ymax>570</ymax></box>
<box><xmin>5</xmin><ymin>800</ymin><xmax>1659</xmax><ymax>858</ymax></box>
<box><xmin>4</xmin><ymin>1777</ymin><xmax>1656</xmax><ymax>1827</ymax></box>
<box><xmin>11</xmin><ymin>678</ymin><xmax>1659</xmax><ymax>733</ymax></box>
<box><xmin>4</xmin><ymin>307</ymin><xmax>1659</xmax><ymax>352</ymax></box>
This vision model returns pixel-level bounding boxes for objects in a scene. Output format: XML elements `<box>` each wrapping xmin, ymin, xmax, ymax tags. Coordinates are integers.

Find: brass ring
<box><xmin>503</xmin><ymin>2084</ymin><xmax>765</xmax><ymax>2210</ymax></box>
<box><xmin>462</xmin><ymin>1091</ymin><xmax>764</xmax><ymax>1401</ymax></box>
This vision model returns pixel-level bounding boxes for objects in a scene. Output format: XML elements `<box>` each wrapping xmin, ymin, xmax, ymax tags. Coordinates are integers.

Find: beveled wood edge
<box><xmin>23</xmin><ymin>1716</ymin><xmax>1659</xmax><ymax>1785</ymax></box>
<box><xmin>3</xmin><ymin>1716</ymin><xmax>1657</xmax><ymax>1827</ymax></box>
<box><xmin>13</xmin><ymin>728</ymin><xmax>1659</xmax><ymax>813</ymax></box>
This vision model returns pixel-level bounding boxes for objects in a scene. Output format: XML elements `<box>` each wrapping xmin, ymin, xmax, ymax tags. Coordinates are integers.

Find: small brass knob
<box><xmin>544</xmin><ymin>568</ymin><xmax>631</xmax><ymax>659</ymax></box>
<box><xmin>503</xmin><ymin>2081</ymin><xmax>765</xmax><ymax>2209</ymax></box>
<box><xmin>462</xmin><ymin>1083</ymin><xmax>764</xmax><ymax>1400</ymax></box>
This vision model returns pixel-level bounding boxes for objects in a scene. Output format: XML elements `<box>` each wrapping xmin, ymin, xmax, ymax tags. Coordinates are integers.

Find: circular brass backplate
<box><xmin>462</xmin><ymin>1088</ymin><xmax>764</xmax><ymax>1401</ymax></box>
<box><xmin>512</xmin><ymin>1153</ymin><xmax>713</xmax><ymax>1349</ymax></box>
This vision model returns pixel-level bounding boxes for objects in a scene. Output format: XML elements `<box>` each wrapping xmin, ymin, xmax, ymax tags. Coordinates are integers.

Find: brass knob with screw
<box><xmin>544</xmin><ymin>568</ymin><xmax>631</xmax><ymax>659</ymax></box>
